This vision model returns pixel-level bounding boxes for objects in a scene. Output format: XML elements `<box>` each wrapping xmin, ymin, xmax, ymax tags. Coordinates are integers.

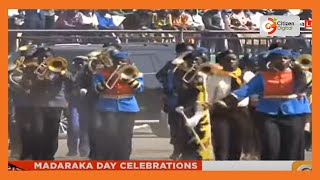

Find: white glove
<box><xmin>175</xmin><ymin>105</ymin><xmax>204</xmax><ymax>128</ymax></box>
<box><xmin>80</xmin><ymin>88</ymin><xmax>88</xmax><ymax>96</ymax></box>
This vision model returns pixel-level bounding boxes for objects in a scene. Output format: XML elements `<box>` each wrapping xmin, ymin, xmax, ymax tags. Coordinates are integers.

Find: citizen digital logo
<box><xmin>260</xmin><ymin>15</ymin><xmax>300</xmax><ymax>36</ymax></box>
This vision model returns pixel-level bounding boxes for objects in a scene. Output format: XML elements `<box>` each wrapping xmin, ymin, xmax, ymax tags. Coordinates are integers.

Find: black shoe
<box><xmin>79</xmin><ymin>152</ymin><xmax>89</xmax><ymax>158</ymax></box>
<box><xmin>169</xmin><ymin>152</ymin><xmax>181</xmax><ymax>160</ymax></box>
<box><xmin>66</xmin><ymin>152</ymin><xmax>78</xmax><ymax>156</ymax></box>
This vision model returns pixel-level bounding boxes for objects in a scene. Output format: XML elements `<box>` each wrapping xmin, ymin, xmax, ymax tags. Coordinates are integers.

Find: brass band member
<box><xmin>217</xmin><ymin>48</ymin><xmax>311</xmax><ymax>160</ymax></box>
<box><xmin>11</xmin><ymin>45</ymin><xmax>74</xmax><ymax>160</ymax></box>
<box><xmin>173</xmin><ymin>48</ymin><xmax>215</xmax><ymax>160</ymax></box>
<box><xmin>86</xmin><ymin>44</ymin><xmax>122</xmax><ymax>159</ymax></box>
<box><xmin>155</xmin><ymin>43</ymin><xmax>195</xmax><ymax>159</ymax></box>
<box><xmin>9</xmin><ymin>44</ymin><xmax>41</xmax><ymax>160</ymax></box>
<box><xmin>92</xmin><ymin>50</ymin><xmax>144</xmax><ymax>160</ymax></box>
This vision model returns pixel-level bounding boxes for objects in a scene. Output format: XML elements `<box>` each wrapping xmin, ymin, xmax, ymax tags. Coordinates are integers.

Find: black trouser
<box><xmin>255</xmin><ymin>112</ymin><xmax>307</xmax><ymax>160</ymax></box>
<box><xmin>211</xmin><ymin>107</ymin><xmax>251</xmax><ymax>160</ymax></box>
<box><xmin>93</xmin><ymin>112</ymin><xmax>135</xmax><ymax>160</ymax></box>
<box><xmin>168</xmin><ymin>110</ymin><xmax>185</xmax><ymax>155</ymax></box>
<box><xmin>8</xmin><ymin>106</ymin><xmax>21</xmax><ymax>154</ymax></box>
<box><xmin>16</xmin><ymin>106</ymin><xmax>62</xmax><ymax>160</ymax></box>
<box><xmin>83</xmin><ymin>99</ymin><xmax>97</xmax><ymax>160</ymax></box>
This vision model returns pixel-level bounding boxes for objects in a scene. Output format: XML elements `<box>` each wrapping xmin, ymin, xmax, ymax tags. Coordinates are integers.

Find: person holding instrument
<box><xmin>215</xmin><ymin>48</ymin><xmax>311</xmax><ymax>160</ymax></box>
<box><xmin>92</xmin><ymin>49</ymin><xmax>144</xmax><ymax>160</ymax></box>
<box><xmin>10</xmin><ymin>44</ymin><xmax>75</xmax><ymax>160</ymax></box>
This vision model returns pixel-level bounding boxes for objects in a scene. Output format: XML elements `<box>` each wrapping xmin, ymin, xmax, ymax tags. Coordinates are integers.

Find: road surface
<box><xmin>8</xmin><ymin>124</ymin><xmax>312</xmax><ymax>160</ymax></box>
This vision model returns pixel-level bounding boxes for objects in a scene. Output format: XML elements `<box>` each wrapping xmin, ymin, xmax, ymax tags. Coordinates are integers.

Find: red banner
<box><xmin>8</xmin><ymin>160</ymin><xmax>202</xmax><ymax>171</ymax></box>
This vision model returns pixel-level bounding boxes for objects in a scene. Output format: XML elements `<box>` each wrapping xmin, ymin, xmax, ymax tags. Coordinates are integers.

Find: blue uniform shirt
<box><xmin>93</xmin><ymin>73</ymin><xmax>144</xmax><ymax>112</ymax></box>
<box><xmin>232</xmin><ymin>73</ymin><xmax>311</xmax><ymax>115</ymax></box>
<box><xmin>155</xmin><ymin>61</ymin><xmax>179</xmax><ymax>110</ymax></box>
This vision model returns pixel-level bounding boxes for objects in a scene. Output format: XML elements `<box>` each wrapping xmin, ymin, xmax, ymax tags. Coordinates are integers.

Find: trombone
<box><xmin>182</xmin><ymin>62</ymin><xmax>224</xmax><ymax>83</ymax></box>
<box><xmin>34</xmin><ymin>56</ymin><xmax>68</xmax><ymax>81</ymax></box>
<box><xmin>105</xmin><ymin>63</ymin><xmax>139</xmax><ymax>89</ymax></box>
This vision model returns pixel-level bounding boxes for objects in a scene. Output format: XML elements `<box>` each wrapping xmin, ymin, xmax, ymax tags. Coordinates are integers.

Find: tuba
<box><xmin>105</xmin><ymin>63</ymin><xmax>139</xmax><ymax>89</ymax></box>
<box><xmin>293</xmin><ymin>54</ymin><xmax>312</xmax><ymax>71</ymax></box>
<box><xmin>34</xmin><ymin>56</ymin><xmax>68</xmax><ymax>81</ymax></box>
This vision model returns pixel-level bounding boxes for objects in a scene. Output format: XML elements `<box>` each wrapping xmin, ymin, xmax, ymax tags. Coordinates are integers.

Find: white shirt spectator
<box><xmin>78</xmin><ymin>11</ymin><xmax>99</xmax><ymax>27</ymax></box>
<box><xmin>288</xmin><ymin>9</ymin><xmax>302</xmax><ymax>15</ymax></box>
<box><xmin>218</xmin><ymin>11</ymin><xmax>226</xmax><ymax>29</ymax></box>
<box><xmin>246</xmin><ymin>10</ymin><xmax>263</xmax><ymax>29</ymax></box>
<box><xmin>185</xmin><ymin>13</ymin><xmax>204</xmax><ymax>27</ymax></box>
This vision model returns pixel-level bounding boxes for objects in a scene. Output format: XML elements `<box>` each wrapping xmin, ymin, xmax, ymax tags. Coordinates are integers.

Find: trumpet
<box><xmin>293</xmin><ymin>54</ymin><xmax>312</xmax><ymax>71</ymax></box>
<box><xmin>105</xmin><ymin>63</ymin><xmax>139</xmax><ymax>89</ymax></box>
<box><xmin>34</xmin><ymin>56</ymin><xmax>68</xmax><ymax>81</ymax></box>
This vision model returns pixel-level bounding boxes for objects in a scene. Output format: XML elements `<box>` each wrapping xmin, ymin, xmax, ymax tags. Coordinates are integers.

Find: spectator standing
<box><xmin>202</xmin><ymin>10</ymin><xmax>228</xmax><ymax>53</ymax></box>
<box><xmin>55</xmin><ymin>10</ymin><xmax>81</xmax><ymax>29</ymax></box>
<box><xmin>229</xmin><ymin>9</ymin><xmax>252</xmax><ymax>30</ymax></box>
<box><xmin>22</xmin><ymin>10</ymin><xmax>45</xmax><ymax>29</ymax></box>
<box><xmin>151</xmin><ymin>10</ymin><xmax>173</xmax><ymax>30</ymax></box>
<box><xmin>151</xmin><ymin>10</ymin><xmax>173</xmax><ymax>42</ymax></box>
<box><xmin>78</xmin><ymin>10</ymin><xmax>99</xmax><ymax>29</ymax></box>
<box><xmin>185</xmin><ymin>9</ymin><xmax>205</xmax><ymax>30</ymax></box>
<box><xmin>171</xmin><ymin>10</ymin><xmax>190</xmax><ymax>30</ymax></box>
<box><xmin>41</xmin><ymin>10</ymin><xmax>56</xmax><ymax>29</ymax></box>
<box><xmin>246</xmin><ymin>10</ymin><xmax>264</xmax><ymax>29</ymax></box>
<box><xmin>95</xmin><ymin>10</ymin><xmax>118</xmax><ymax>29</ymax></box>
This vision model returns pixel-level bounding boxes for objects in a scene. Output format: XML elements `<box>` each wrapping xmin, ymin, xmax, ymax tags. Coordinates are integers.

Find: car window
<box><xmin>51</xmin><ymin>43</ymin><xmax>176</xmax><ymax>89</ymax></box>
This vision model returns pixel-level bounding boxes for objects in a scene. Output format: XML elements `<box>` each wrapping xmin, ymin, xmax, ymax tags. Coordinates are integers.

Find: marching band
<box><xmin>8</xmin><ymin>42</ymin><xmax>312</xmax><ymax>161</ymax></box>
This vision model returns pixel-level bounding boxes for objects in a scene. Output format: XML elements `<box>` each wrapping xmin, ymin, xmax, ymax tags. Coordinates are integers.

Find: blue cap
<box><xmin>112</xmin><ymin>51</ymin><xmax>129</xmax><ymax>59</ymax></box>
<box><xmin>195</xmin><ymin>47</ymin><xmax>209</xmax><ymax>54</ymax></box>
<box><xmin>291</xmin><ymin>51</ymin><xmax>300</xmax><ymax>59</ymax></box>
<box><xmin>268</xmin><ymin>48</ymin><xmax>293</xmax><ymax>57</ymax></box>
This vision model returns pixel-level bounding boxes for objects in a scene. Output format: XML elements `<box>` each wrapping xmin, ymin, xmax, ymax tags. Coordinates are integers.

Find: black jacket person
<box><xmin>17</xmin><ymin>46</ymin><xmax>75</xmax><ymax>160</ymax></box>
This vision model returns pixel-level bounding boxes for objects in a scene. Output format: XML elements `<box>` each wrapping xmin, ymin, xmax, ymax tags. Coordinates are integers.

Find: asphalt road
<box><xmin>8</xmin><ymin>125</ymin><xmax>312</xmax><ymax>161</ymax></box>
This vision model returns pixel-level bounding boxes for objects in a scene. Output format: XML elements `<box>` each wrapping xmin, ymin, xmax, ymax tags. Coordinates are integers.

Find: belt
<box><xmin>100</xmin><ymin>94</ymin><xmax>133</xmax><ymax>99</ymax></box>
<box><xmin>263</xmin><ymin>93</ymin><xmax>306</xmax><ymax>99</ymax></box>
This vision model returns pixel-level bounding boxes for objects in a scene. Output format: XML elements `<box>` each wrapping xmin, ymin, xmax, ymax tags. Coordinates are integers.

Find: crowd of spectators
<box><xmin>7</xmin><ymin>9</ymin><xmax>312</xmax><ymax>54</ymax></box>
<box><xmin>8</xmin><ymin>9</ymin><xmax>312</xmax><ymax>31</ymax></box>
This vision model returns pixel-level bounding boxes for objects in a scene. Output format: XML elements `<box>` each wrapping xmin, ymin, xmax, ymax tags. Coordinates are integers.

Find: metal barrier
<box><xmin>8</xmin><ymin>29</ymin><xmax>312</xmax><ymax>56</ymax></box>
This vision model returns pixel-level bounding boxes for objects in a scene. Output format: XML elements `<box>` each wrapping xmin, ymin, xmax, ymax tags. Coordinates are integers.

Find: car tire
<box><xmin>150</xmin><ymin>111</ymin><xmax>170</xmax><ymax>138</ymax></box>
<box><xmin>58</xmin><ymin>109</ymin><xmax>68</xmax><ymax>139</ymax></box>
